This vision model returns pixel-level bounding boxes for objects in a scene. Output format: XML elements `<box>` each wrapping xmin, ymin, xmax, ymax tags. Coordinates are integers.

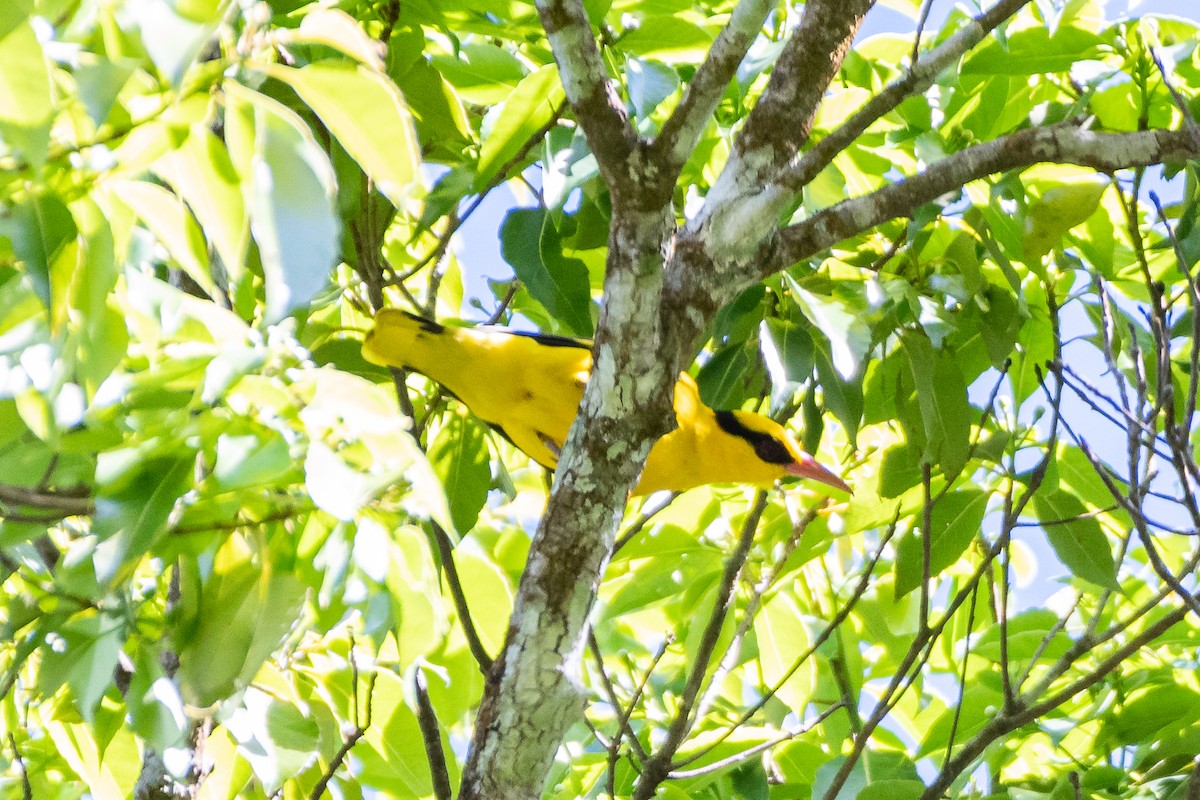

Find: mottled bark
<box><xmin>767</xmin><ymin>126</ymin><xmax>1200</xmax><ymax>276</ymax></box>
<box><xmin>455</xmin><ymin>0</ymin><xmax>1200</xmax><ymax>797</ymax></box>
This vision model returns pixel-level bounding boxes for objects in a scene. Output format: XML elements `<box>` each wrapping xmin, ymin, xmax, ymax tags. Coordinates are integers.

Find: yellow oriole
<box><xmin>363</xmin><ymin>310</ymin><xmax>849</xmax><ymax>495</ymax></box>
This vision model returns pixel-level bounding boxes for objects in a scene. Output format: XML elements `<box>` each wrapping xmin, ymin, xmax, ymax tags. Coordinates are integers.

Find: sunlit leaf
<box><xmin>0</xmin><ymin>17</ymin><xmax>52</xmax><ymax>166</ymax></box>
<box><xmin>477</xmin><ymin>64</ymin><xmax>564</xmax><ymax>191</ymax></box>
<box><xmin>224</xmin><ymin>82</ymin><xmax>340</xmax><ymax>323</ymax></box>
<box><xmin>429</xmin><ymin>412</ymin><xmax>491</xmax><ymax>534</ymax></box>
<box><xmin>499</xmin><ymin>207</ymin><xmax>593</xmax><ymax>336</ymax></box>
<box><xmin>894</xmin><ymin>489</ymin><xmax>988</xmax><ymax>597</ymax></box>
<box><xmin>1031</xmin><ymin>490</ymin><xmax>1119</xmax><ymax>590</ymax></box>
<box><xmin>754</xmin><ymin>590</ymin><xmax>813</xmax><ymax>711</ymax></box>
<box><xmin>264</xmin><ymin>62</ymin><xmax>420</xmax><ymax>207</ymax></box>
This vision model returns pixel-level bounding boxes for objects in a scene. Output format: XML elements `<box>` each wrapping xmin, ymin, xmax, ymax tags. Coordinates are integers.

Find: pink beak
<box><xmin>786</xmin><ymin>454</ymin><xmax>851</xmax><ymax>493</ymax></box>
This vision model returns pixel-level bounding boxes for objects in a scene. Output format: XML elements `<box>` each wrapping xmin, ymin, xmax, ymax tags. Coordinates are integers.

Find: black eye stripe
<box><xmin>714</xmin><ymin>411</ymin><xmax>794</xmax><ymax>465</ymax></box>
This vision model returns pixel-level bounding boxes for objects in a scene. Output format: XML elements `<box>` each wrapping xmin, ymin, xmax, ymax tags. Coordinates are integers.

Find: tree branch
<box><xmin>458</xmin><ymin>208</ymin><xmax>676</xmax><ymax>800</ymax></box>
<box><xmin>680</xmin><ymin>0</ymin><xmax>870</xmax><ymax>268</ymax></box>
<box><xmin>649</xmin><ymin>0</ymin><xmax>775</xmax><ymax>177</ymax></box>
<box><xmin>0</xmin><ymin>483</ymin><xmax>93</xmax><ymax>517</ymax></box>
<box><xmin>414</xmin><ymin>668</ymin><xmax>453</xmax><ymax>800</ymax></box>
<box><xmin>778</xmin><ymin>0</ymin><xmax>1035</xmax><ymax>192</ymax></box>
<box><xmin>634</xmin><ymin>492</ymin><xmax>769</xmax><ymax>800</ymax></box>
<box><xmin>766</xmin><ymin>126</ymin><xmax>1200</xmax><ymax>276</ymax></box>
<box><xmin>734</xmin><ymin>0</ymin><xmax>874</xmax><ymax>170</ymax></box>
<box><xmin>533</xmin><ymin>0</ymin><xmax>637</xmax><ymax>190</ymax></box>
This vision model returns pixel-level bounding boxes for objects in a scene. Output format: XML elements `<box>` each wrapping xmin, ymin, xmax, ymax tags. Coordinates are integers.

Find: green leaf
<box><xmin>753</xmin><ymin>591</ymin><xmax>813</xmax><ymax>710</ymax></box>
<box><xmin>1103</xmin><ymin>684</ymin><xmax>1200</xmax><ymax>746</ymax></box>
<box><xmin>627</xmin><ymin>57</ymin><xmax>680</xmax><ymax>119</ymax></box>
<box><xmin>92</xmin><ymin>454</ymin><xmax>195</xmax><ymax>585</ymax></box>
<box><xmin>286</xmin><ymin>8</ymin><xmax>387</xmax><ymax>67</ymax></box>
<box><xmin>761</xmin><ymin>318</ymin><xmax>814</xmax><ymax>411</ymax></box>
<box><xmin>1022</xmin><ymin>181</ymin><xmax>1107</xmax><ymax>262</ymax></box>
<box><xmin>918</xmin><ymin>684</ymin><xmax>1004</xmax><ymax>757</ymax></box>
<box><xmin>976</xmin><ymin>286</ymin><xmax>1023</xmax><ymax>368</ymax></box>
<box><xmin>225</xmin><ymin>688</ymin><xmax>321</xmax><ymax>792</ymax></box>
<box><xmin>1031</xmin><ymin>490</ymin><xmax>1118</xmax><ymax>590</ymax></box>
<box><xmin>813</xmin><ymin>342</ymin><xmax>862</xmax><ymax>445</ymax></box>
<box><xmin>152</xmin><ymin>124</ymin><xmax>249</xmax><ymax>282</ymax></box>
<box><xmin>619</xmin><ymin>15</ymin><xmax>714</xmax><ymax>63</ymax></box>
<box><xmin>962</xmin><ymin>25</ymin><xmax>1103</xmax><ymax>76</ymax></box>
<box><xmin>476</xmin><ymin>64</ymin><xmax>564</xmax><ymax>191</ymax></box>
<box><xmin>358</xmin><ymin>670</ymin><xmax>437</xmax><ymax>794</ymax></box>
<box><xmin>879</xmin><ymin>440</ymin><xmax>922</xmax><ymax>499</ymax></box>
<box><xmin>453</xmin><ymin>545</ymin><xmax>513</xmax><ymax>657</ymax></box>
<box><xmin>126</xmin><ymin>648</ymin><xmax>187</xmax><ymax>751</ymax></box>
<box><xmin>1053</xmin><ymin>443</ymin><xmax>1122</xmax><ymax>513</ymax></box>
<box><xmin>37</xmin><ymin>612</ymin><xmax>124</xmax><ymax>724</ymax></box>
<box><xmin>431</xmin><ymin>43</ymin><xmax>526</xmax><ymax>106</ymax></box>
<box><xmin>697</xmin><ymin>340</ymin><xmax>758</xmax><ymax>410</ymax></box>
<box><xmin>109</xmin><ymin>179</ymin><xmax>214</xmax><ymax>297</ymax></box>
<box><xmin>2</xmin><ymin>192</ymin><xmax>76</xmax><ymax>308</ymax></box>
<box><xmin>973</xmin><ymin>609</ymin><xmax>1072</xmax><ymax>663</ymax></box>
<box><xmin>264</xmin><ymin>62</ymin><xmax>420</xmax><ymax>207</ymax></box>
<box><xmin>499</xmin><ymin>207</ymin><xmax>593</xmax><ymax>336</ymax></box>
<box><xmin>814</xmin><ymin>751</ymin><xmax>922</xmax><ymax>800</ymax></box>
<box><xmin>213</xmin><ymin>431</ymin><xmax>293</xmax><ymax>492</ymax></box>
<box><xmin>72</xmin><ymin>54</ymin><xmax>137</xmax><ymax>126</ymax></box>
<box><xmin>901</xmin><ymin>333</ymin><xmax>971</xmax><ymax>476</ymax></box>
<box><xmin>224</xmin><ymin>82</ymin><xmax>340</xmax><ymax>323</ymax></box>
<box><xmin>428</xmin><ymin>413</ymin><xmax>491</xmax><ymax>534</ymax></box>
<box><xmin>177</xmin><ymin>545</ymin><xmax>307</xmax><ymax>707</ymax></box>
<box><xmin>0</xmin><ymin>18</ymin><xmax>52</xmax><ymax>166</ymax></box>
<box><xmin>305</xmin><ymin>440</ymin><xmax>406</xmax><ymax>522</ymax></box>
<box><xmin>385</xmin><ymin>525</ymin><xmax>445</xmax><ymax>670</ymax></box>
<box><xmin>139</xmin><ymin>0</ymin><xmax>215</xmax><ymax>86</ymax></box>
<box><xmin>396</xmin><ymin>58</ymin><xmax>473</xmax><ymax>147</ymax></box>
<box><xmin>894</xmin><ymin>489</ymin><xmax>988</xmax><ymax>597</ymax></box>
<box><xmin>786</xmin><ymin>278</ymin><xmax>872</xmax><ymax>379</ymax></box>
<box><xmin>858</xmin><ymin>781</ymin><xmax>926</xmax><ymax>800</ymax></box>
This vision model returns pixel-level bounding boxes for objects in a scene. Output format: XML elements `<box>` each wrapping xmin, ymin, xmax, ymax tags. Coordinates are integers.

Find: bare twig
<box><xmin>779</xmin><ymin>0</ymin><xmax>1036</xmax><ymax>193</ymax></box>
<box><xmin>632</xmin><ymin>492</ymin><xmax>768</xmax><ymax>799</ymax></box>
<box><xmin>650</xmin><ymin>0</ymin><xmax>775</xmax><ymax>176</ymax></box>
<box><xmin>769</xmin><ymin>127</ymin><xmax>1200</xmax><ymax>277</ymax></box>
<box><xmin>533</xmin><ymin>0</ymin><xmax>635</xmax><ymax>188</ymax></box>
<box><xmin>666</xmin><ymin>702</ymin><xmax>845</xmax><ymax>780</ymax></box>
<box><xmin>8</xmin><ymin>733</ymin><xmax>31</xmax><ymax>800</ymax></box>
<box><xmin>431</xmin><ymin>521</ymin><xmax>495</xmax><ymax>673</ymax></box>
<box><xmin>414</xmin><ymin>668</ymin><xmax>453</xmax><ymax>800</ymax></box>
<box><xmin>310</xmin><ymin>642</ymin><xmax>375</xmax><ymax>800</ymax></box>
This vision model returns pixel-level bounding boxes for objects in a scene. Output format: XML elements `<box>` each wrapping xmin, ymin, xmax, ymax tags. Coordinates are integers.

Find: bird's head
<box><xmin>715</xmin><ymin>410</ymin><xmax>851</xmax><ymax>493</ymax></box>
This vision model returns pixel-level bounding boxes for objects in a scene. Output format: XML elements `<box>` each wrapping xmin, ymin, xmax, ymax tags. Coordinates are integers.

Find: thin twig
<box><xmin>8</xmin><ymin>733</ymin><xmax>31</xmax><ymax>800</ymax></box>
<box><xmin>414</xmin><ymin>668</ymin><xmax>453</xmax><ymax>800</ymax></box>
<box><xmin>666</xmin><ymin>702</ymin><xmax>845</xmax><ymax>780</ymax></box>
<box><xmin>431</xmin><ymin>521</ymin><xmax>495</xmax><ymax>673</ymax></box>
<box><xmin>676</xmin><ymin>516</ymin><xmax>897</xmax><ymax>769</ymax></box>
<box><xmin>919</xmin><ymin>462</ymin><xmax>933</xmax><ymax>632</ymax></box>
<box><xmin>310</xmin><ymin>641</ymin><xmax>374</xmax><ymax>800</ymax></box>
<box><xmin>940</xmin><ymin>583</ymin><xmax>979</xmax><ymax>775</ymax></box>
<box><xmin>399</xmin><ymin>103</ymin><xmax>566</xmax><ymax>284</ymax></box>
<box><xmin>632</xmin><ymin>492</ymin><xmax>768</xmax><ymax>799</ymax></box>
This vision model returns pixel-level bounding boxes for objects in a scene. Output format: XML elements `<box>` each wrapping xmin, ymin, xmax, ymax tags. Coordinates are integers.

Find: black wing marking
<box><xmin>536</xmin><ymin>431</ymin><xmax>563</xmax><ymax>459</ymax></box>
<box><xmin>398</xmin><ymin>309</ymin><xmax>589</xmax><ymax>350</ymax></box>
<box><xmin>508</xmin><ymin>329</ymin><xmax>593</xmax><ymax>350</ymax></box>
<box><xmin>397</xmin><ymin>310</ymin><xmax>445</xmax><ymax>335</ymax></box>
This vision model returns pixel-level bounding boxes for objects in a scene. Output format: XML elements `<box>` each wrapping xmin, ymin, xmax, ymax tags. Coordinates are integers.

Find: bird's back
<box><xmin>362</xmin><ymin>310</ymin><xmax>591</xmax><ymax>468</ymax></box>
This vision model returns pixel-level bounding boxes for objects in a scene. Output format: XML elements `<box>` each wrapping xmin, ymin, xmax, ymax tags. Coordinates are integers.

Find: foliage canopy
<box><xmin>1</xmin><ymin>0</ymin><xmax>1200</xmax><ymax>798</ymax></box>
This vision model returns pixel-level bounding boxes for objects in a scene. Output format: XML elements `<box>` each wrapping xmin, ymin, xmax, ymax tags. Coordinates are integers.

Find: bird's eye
<box><xmin>754</xmin><ymin>438</ymin><xmax>793</xmax><ymax>465</ymax></box>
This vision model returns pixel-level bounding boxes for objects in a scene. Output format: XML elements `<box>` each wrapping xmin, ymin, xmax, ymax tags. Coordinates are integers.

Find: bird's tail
<box><xmin>362</xmin><ymin>309</ymin><xmax>451</xmax><ymax>373</ymax></box>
